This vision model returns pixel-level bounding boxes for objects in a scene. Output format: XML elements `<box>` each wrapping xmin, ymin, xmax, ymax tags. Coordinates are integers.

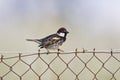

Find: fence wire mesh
<box><xmin>0</xmin><ymin>49</ymin><xmax>120</xmax><ymax>80</ymax></box>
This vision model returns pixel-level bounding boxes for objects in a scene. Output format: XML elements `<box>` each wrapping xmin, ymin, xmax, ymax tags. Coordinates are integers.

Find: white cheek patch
<box><xmin>58</xmin><ymin>33</ymin><xmax>65</xmax><ymax>37</ymax></box>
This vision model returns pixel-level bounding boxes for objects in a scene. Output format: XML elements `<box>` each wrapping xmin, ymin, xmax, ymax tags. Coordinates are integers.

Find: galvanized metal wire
<box><xmin>0</xmin><ymin>49</ymin><xmax>120</xmax><ymax>80</ymax></box>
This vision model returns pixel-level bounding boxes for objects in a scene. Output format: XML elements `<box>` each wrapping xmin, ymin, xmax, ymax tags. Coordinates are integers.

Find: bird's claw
<box><xmin>58</xmin><ymin>49</ymin><xmax>64</xmax><ymax>52</ymax></box>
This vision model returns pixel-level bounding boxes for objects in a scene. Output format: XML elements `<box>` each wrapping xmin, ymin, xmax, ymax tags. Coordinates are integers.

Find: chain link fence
<box><xmin>0</xmin><ymin>49</ymin><xmax>120</xmax><ymax>80</ymax></box>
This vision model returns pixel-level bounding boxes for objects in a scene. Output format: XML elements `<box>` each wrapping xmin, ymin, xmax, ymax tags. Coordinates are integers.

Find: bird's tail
<box><xmin>26</xmin><ymin>39</ymin><xmax>41</xmax><ymax>44</ymax></box>
<box><xmin>26</xmin><ymin>39</ymin><xmax>36</xmax><ymax>41</ymax></box>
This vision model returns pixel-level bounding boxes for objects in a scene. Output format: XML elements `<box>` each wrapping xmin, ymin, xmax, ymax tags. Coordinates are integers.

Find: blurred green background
<box><xmin>0</xmin><ymin>0</ymin><xmax>120</xmax><ymax>52</ymax></box>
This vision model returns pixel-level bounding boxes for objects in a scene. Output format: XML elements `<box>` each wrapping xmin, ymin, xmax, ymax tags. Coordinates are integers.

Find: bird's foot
<box><xmin>58</xmin><ymin>48</ymin><xmax>64</xmax><ymax>52</ymax></box>
<box><xmin>46</xmin><ymin>49</ymin><xmax>50</xmax><ymax>54</ymax></box>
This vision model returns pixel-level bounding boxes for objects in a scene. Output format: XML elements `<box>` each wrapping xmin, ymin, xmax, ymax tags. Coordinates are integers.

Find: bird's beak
<box><xmin>66</xmin><ymin>31</ymin><xmax>69</xmax><ymax>33</ymax></box>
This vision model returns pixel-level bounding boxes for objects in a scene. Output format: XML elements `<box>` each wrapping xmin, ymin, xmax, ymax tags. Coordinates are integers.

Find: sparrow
<box><xmin>26</xmin><ymin>27</ymin><xmax>69</xmax><ymax>53</ymax></box>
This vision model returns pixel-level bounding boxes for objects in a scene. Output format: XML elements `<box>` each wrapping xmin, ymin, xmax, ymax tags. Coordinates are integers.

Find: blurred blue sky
<box><xmin>0</xmin><ymin>0</ymin><xmax>120</xmax><ymax>52</ymax></box>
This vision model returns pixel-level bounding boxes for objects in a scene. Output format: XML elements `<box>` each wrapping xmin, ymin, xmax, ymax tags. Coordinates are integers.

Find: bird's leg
<box><xmin>58</xmin><ymin>48</ymin><xmax>64</xmax><ymax>52</ymax></box>
<box><xmin>46</xmin><ymin>49</ymin><xmax>50</xmax><ymax>54</ymax></box>
<box><xmin>38</xmin><ymin>48</ymin><xmax>40</xmax><ymax>53</ymax></box>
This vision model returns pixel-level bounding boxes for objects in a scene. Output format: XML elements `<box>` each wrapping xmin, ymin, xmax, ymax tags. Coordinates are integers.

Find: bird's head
<box><xmin>57</xmin><ymin>27</ymin><xmax>69</xmax><ymax>37</ymax></box>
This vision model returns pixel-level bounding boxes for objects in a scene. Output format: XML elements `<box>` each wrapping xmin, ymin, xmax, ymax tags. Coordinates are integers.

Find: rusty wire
<box><xmin>0</xmin><ymin>49</ymin><xmax>120</xmax><ymax>80</ymax></box>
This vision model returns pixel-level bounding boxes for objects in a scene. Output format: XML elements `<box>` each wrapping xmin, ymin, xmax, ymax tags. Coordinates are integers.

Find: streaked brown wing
<box><xmin>43</xmin><ymin>36</ymin><xmax>61</xmax><ymax>47</ymax></box>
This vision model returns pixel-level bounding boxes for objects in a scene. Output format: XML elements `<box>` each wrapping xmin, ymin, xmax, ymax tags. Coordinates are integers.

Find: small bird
<box><xmin>26</xmin><ymin>27</ymin><xmax>69</xmax><ymax>53</ymax></box>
